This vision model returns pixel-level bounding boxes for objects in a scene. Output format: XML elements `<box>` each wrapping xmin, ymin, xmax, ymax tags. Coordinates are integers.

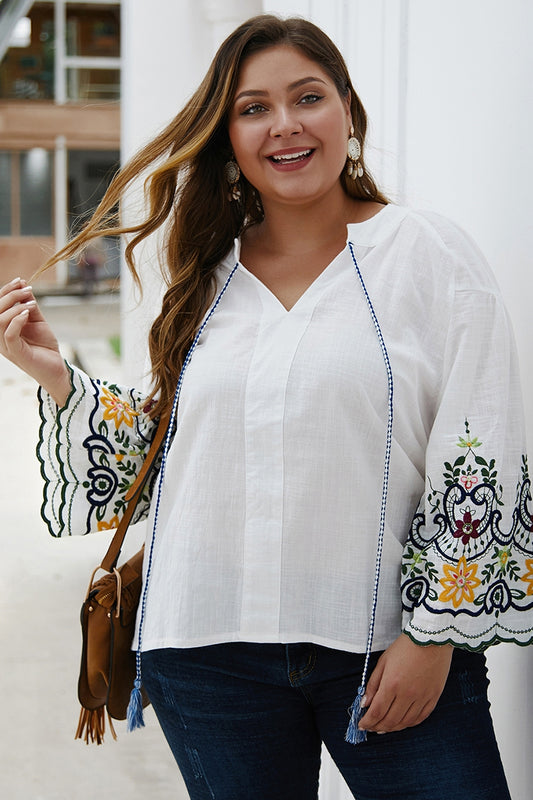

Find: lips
<box><xmin>267</xmin><ymin>149</ymin><xmax>314</xmax><ymax>164</ymax></box>
<box><xmin>268</xmin><ymin>149</ymin><xmax>313</xmax><ymax>164</ymax></box>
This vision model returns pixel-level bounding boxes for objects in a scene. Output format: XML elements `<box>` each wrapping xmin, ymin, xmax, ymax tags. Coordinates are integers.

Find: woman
<box><xmin>0</xmin><ymin>14</ymin><xmax>531</xmax><ymax>800</ymax></box>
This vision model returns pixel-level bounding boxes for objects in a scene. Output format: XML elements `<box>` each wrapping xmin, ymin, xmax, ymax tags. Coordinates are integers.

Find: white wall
<box><xmin>122</xmin><ymin>2</ymin><xmax>533</xmax><ymax>798</ymax></box>
<box><xmin>402</xmin><ymin>6</ymin><xmax>533</xmax><ymax>799</ymax></box>
<box><xmin>404</xmin><ymin>0</ymin><xmax>533</xmax><ymax>443</ymax></box>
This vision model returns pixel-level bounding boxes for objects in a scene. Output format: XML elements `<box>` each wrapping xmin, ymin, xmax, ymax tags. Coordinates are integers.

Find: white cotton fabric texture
<box><xmin>37</xmin><ymin>204</ymin><xmax>529</xmax><ymax>652</ymax></box>
<box><xmin>128</xmin><ymin>204</ymin><xmax>526</xmax><ymax>653</ymax></box>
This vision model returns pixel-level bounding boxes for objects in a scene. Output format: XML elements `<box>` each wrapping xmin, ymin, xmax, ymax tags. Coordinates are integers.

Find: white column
<box><xmin>121</xmin><ymin>1</ymin><xmax>265</xmax><ymax>384</ymax></box>
<box><xmin>202</xmin><ymin>0</ymin><xmax>263</xmax><ymax>49</ymax></box>
<box><xmin>402</xmin><ymin>5</ymin><xmax>533</xmax><ymax>799</ymax></box>
<box><xmin>54</xmin><ymin>0</ymin><xmax>66</xmax><ymax>105</ymax></box>
<box><xmin>53</xmin><ymin>134</ymin><xmax>68</xmax><ymax>286</ymax></box>
<box><xmin>120</xmin><ymin>0</ymin><xmax>207</xmax><ymax>384</ymax></box>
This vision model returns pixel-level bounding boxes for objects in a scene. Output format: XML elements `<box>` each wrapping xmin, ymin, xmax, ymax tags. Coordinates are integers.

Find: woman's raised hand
<box><xmin>0</xmin><ymin>277</ymin><xmax>72</xmax><ymax>406</ymax></box>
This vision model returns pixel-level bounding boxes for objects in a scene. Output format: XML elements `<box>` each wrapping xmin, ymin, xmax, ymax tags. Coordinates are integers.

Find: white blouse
<box><xmin>38</xmin><ymin>204</ymin><xmax>533</xmax><ymax>654</ymax></box>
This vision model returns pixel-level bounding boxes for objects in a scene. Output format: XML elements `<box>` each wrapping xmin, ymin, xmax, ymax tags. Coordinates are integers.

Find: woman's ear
<box><xmin>344</xmin><ymin>89</ymin><xmax>352</xmax><ymax>125</ymax></box>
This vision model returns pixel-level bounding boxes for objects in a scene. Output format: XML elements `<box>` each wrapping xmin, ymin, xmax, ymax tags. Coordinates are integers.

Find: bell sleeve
<box><xmin>37</xmin><ymin>362</ymin><xmax>159</xmax><ymax>537</ymax></box>
<box><xmin>401</xmin><ymin>284</ymin><xmax>533</xmax><ymax>651</ymax></box>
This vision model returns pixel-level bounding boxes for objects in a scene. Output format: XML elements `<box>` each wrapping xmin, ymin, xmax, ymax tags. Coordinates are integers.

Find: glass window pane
<box><xmin>20</xmin><ymin>149</ymin><xmax>53</xmax><ymax>236</ymax></box>
<box><xmin>66</xmin><ymin>68</ymin><xmax>120</xmax><ymax>102</ymax></box>
<box><xmin>67</xmin><ymin>149</ymin><xmax>120</xmax><ymax>281</ymax></box>
<box><xmin>67</xmin><ymin>148</ymin><xmax>119</xmax><ymax>227</ymax></box>
<box><xmin>0</xmin><ymin>153</ymin><xmax>12</xmax><ymax>235</ymax></box>
<box><xmin>0</xmin><ymin>6</ymin><xmax>54</xmax><ymax>100</ymax></box>
<box><xmin>66</xmin><ymin>5</ymin><xmax>120</xmax><ymax>58</ymax></box>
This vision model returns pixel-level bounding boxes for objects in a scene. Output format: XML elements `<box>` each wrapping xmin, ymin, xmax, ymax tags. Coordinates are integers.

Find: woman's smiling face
<box><xmin>228</xmin><ymin>45</ymin><xmax>352</xmax><ymax>211</ymax></box>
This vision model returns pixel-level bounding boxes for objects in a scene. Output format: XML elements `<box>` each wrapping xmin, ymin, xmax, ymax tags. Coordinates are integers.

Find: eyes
<box><xmin>239</xmin><ymin>93</ymin><xmax>324</xmax><ymax>117</ymax></box>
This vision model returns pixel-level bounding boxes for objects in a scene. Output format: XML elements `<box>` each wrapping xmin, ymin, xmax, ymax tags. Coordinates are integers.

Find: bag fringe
<box><xmin>75</xmin><ymin>706</ymin><xmax>117</xmax><ymax>745</ymax></box>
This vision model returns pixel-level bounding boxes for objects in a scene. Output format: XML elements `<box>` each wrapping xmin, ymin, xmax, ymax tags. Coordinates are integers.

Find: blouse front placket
<box><xmin>238</xmin><ymin>272</ymin><xmax>329</xmax><ymax>638</ymax></box>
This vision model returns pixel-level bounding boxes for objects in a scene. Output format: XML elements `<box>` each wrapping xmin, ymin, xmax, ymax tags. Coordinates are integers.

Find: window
<box><xmin>0</xmin><ymin>149</ymin><xmax>54</xmax><ymax>237</ymax></box>
<box><xmin>0</xmin><ymin>5</ymin><xmax>54</xmax><ymax>100</ymax></box>
<box><xmin>20</xmin><ymin>149</ymin><xmax>53</xmax><ymax>236</ymax></box>
<box><xmin>67</xmin><ymin>149</ymin><xmax>119</xmax><ymax>229</ymax></box>
<box><xmin>66</xmin><ymin>5</ymin><xmax>120</xmax><ymax>58</ymax></box>
<box><xmin>65</xmin><ymin>4</ymin><xmax>121</xmax><ymax>101</ymax></box>
<box><xmin>66</xmin><ymin>67</ymin><xmax>120</xmax><ymax>101</ymax></box>
<box><xmin>67</xmin><ymin>149</ymin><xmax>121</xmax><ymax>279</ymax></box>
<box><xmin>0</xmin><ymin>2</ymin><xmax>121</xmax><ymax>103</ymax></box>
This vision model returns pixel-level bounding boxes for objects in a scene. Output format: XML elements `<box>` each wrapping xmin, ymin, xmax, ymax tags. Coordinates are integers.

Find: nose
<box><xmin>269</xmin><ymin>107</ymin><xmax>303</xmax><ymax>138</ymax></box>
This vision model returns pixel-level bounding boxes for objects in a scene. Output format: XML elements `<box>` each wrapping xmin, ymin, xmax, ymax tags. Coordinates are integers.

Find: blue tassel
<box><xmin>126</xmin><ymin>679</ymin><xmax>145</xmax><ymax>732</ymax></box>
<box><xmin>345</xmin><ymin>685</ymin><xmax>368</xmax><ymax>744</ymax></box>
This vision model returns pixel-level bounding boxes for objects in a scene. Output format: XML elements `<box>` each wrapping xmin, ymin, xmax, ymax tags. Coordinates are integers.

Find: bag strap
<box><xmin>99</xmin><ymin>411</ymin><xmax>171</xmax><ymax>573</ymax></box>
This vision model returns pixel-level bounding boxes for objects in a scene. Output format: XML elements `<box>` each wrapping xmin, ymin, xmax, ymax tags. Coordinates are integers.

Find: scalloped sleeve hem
<box><xmin>402</xmin><ymin>617</ymin><xmax>533</xmax><ymax>652</ymax></box>
<box><xmin>37</xmin><ymin>362</ymin><xmax>158</xmax><ymax>537</ymax></box>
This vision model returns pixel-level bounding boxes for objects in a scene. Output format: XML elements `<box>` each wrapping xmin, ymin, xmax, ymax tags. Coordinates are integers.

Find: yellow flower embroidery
<box><xmin>439</xmin><ymin>556</ymin><xmax>481</xmax><ymax>609</ymax></box>
<box><xmin>97</xmin><ymin>515</ymin><xmax>121</xmax><ymax>531</ymax></box>
<box><xmin>100</xmin><ymin>387</ymin><xmax>139</xmax><ymax>429</ymax></box>
<box><xmin>521</xmin><ymin>559</ymin><xmax>533</xmax><ymax>596</ymax></box>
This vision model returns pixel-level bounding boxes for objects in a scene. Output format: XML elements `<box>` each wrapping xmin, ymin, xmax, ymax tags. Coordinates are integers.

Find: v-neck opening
<box><xmin>227</xmin><ymin>204</ymin><xmax>408</xmax><ymax>314</ymax></box>
<box><xmin>237</xmin><ymin>245</ymin><xmax>348</xmax><ymax>314</ymax></box>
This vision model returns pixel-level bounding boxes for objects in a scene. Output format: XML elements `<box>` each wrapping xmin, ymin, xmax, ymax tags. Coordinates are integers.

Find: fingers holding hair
<box><xmin>0</xmin><ymin>280</ymin><xmax>39</xmax><ymax>348</ymax></box>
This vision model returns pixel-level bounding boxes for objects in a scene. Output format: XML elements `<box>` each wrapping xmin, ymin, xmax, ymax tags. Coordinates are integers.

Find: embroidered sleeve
<box><xmin>401</xmin><ymin>290</ymin><xmax>533</xmax><ymax>650</ymax></box>
<box><xmin>37</xmin><ymin>363</ymin><xmax>158</xmax><ymax>537</ymax></box>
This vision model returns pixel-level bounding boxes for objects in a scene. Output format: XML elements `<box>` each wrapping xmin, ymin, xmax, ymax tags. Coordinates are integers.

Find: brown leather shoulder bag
<box><xmin>75</xmin><ymin>414</ymin><xmax>170</xmax><ymax>744</ymax></box>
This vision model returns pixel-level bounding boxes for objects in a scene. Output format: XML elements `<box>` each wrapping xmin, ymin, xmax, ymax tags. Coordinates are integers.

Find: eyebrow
<box><xmin>233</xmin><ymin>76</ymin><xmax>327</xmax><ymax>103</ymax></box>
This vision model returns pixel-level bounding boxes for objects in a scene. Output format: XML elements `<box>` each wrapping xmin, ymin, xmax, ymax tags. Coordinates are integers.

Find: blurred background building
<box><xmin>0</xmin><ymin>0</ymin><xmax>120</xmax><ymax>290</ymax></box>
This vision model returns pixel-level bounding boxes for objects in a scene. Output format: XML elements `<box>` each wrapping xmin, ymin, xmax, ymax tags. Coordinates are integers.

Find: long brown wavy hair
<box><xmin>41</xmin><ymin>14</ymin><xmax>388</xmax><ymax>418</ymax></box>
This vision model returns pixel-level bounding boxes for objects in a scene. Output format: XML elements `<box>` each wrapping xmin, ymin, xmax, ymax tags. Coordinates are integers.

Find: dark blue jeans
<box><xmin>141</xmin><ymin>642</ymin><xmax>510</xmax><ymax>800</ymax></box>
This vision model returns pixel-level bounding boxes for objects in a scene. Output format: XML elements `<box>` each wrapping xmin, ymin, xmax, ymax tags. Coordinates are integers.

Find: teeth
<box><xmin>271</xmin><ymin>150</ymin><xmax>312</xmax><ymax>162</ymax></box>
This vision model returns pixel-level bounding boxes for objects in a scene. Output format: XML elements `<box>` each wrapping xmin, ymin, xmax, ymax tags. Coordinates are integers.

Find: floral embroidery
<box><xmin>453</xmin><ymin>510</ymin><xmax>481</xmax><ymax>544</ymax></box>
<box><xmin>97</xmin><ymin>515</ymin><xmax>121</xmax><ymax>531</ymax></box>
<box><xmin>460</xmin><ymin>472</ymin><xmax>478</xmax><ymax>490</ymax></box>
<box><xmin>457</xmin><ymin>434</ymin><xmax>482</xmax><ymax>449</ymax></box>
<box><xmin>38</xmin><ymin>367</ymin><xmax>159</xmax><ymax>536</ymax></box>
<box><xmin>521</xmin><ymin>559</ymin><xmax>533</xmax><ymax>596</ymax></box>
<box><xmin>81</xmin><ymin>423</ymin><xmax>155</xmax><ymax>526</ymax></box>
<box><xmin>100</xmin><ymin>386</ymin><xmax>139</xmax><ymax>429</ymax></box>
<box><xmin>402</xmin><ymin>419</ymin><xmax>533</xmax><ymax>647</ymax></box>
<box><xmin>439</xmin><ymin>556</ymin><xmax>481</xmax><ymax>608</ymax></box>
